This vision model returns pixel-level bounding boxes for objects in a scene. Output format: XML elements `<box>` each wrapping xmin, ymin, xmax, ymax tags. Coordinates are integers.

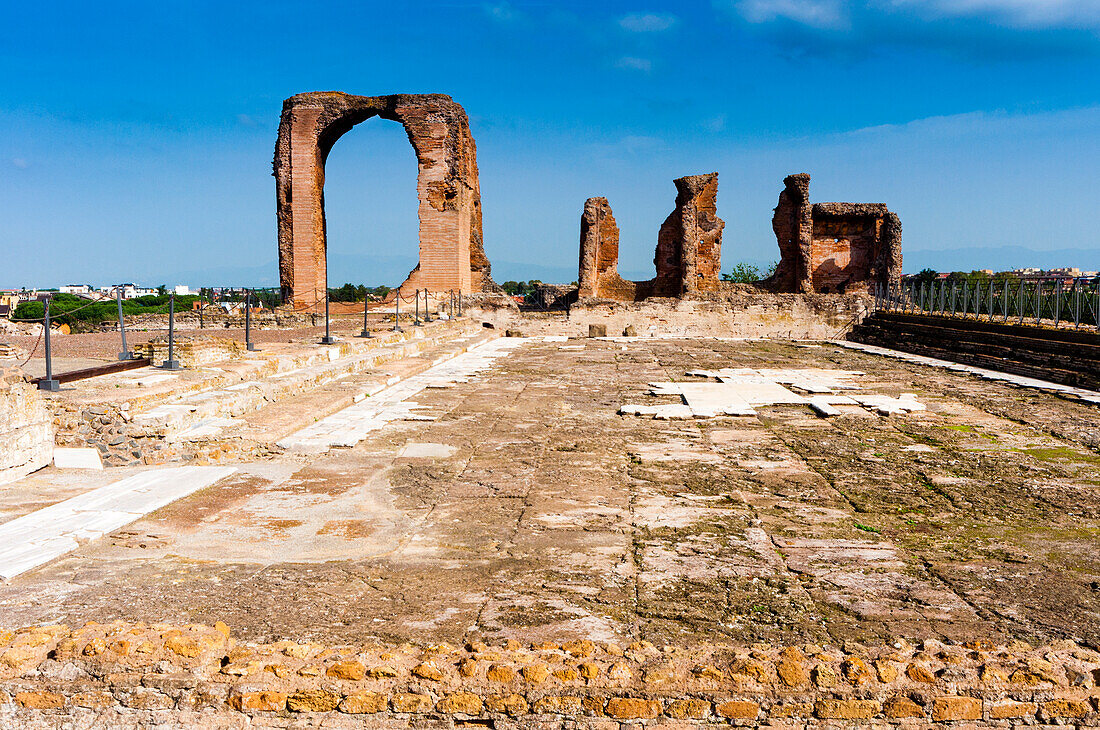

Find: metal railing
<box><xmin>873</xmin><ymin>276</ymin><xmax>1100</xmax><ymax>331</ymax></box>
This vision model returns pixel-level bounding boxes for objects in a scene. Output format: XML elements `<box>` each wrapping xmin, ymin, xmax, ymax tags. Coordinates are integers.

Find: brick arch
<box><xmin>274</xmin><ymin>92</ymin><xmax>493</xmax><ymax>308</ymax></box>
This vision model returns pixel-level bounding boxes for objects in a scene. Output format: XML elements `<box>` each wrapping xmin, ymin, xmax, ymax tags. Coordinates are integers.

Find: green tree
<box><xmin>722</xmin><ymin>262</ymin><xmax>765</xmax><ymax>283</ymax></box>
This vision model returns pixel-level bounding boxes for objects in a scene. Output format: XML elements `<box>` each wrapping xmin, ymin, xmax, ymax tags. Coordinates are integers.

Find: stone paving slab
<box><xmin>277</xmin><ymin>337</ymin><xmax>531</xmax><ymax>453</ymax></box>
<box><xmin>0</xmin><ymin>338</ymin><xmax>1098</xmax><ymax>651</ymax></box>
<box><xmin>0</xmin><ymin>466</ymin><xmax>235</xmax><ymax>580</ymax></box>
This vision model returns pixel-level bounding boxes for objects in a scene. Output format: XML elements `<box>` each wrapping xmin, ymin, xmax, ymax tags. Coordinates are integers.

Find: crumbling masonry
<box><xmin>274</xmin><ymin>92</ymin><xmax>493</xmax><ymax>308</ymax></box>
<box><xmin>578</xmin><ymin>173</ymin><xmax>724</xmax><ymax>301</ymax></box>
<box><xmin>766</xmin><ymin>173</ymin><xmax>901</xmax><ymax>294</ymax></box>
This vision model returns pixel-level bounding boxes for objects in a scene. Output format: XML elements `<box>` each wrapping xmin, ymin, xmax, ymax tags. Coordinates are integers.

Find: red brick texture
<box><xmin>765</xmin><ymin>173</ymin><xmax>902</xmax><ymax>294</ymax></box>
<box><xmin>274</xmin><ymin>93</ymin><xmax>493</xmax><ymax>309</ymax></box>
<box><xmin>578</xmin><ymin>173</ymin><xmax>724</xmax><ymax>302</ymax></box>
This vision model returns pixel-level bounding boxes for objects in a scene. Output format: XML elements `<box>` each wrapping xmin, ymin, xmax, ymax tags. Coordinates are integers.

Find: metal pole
<box><xmin>321</xmin><ymin>291</ymin><xmax>336</xmax><ymax>344</ymax></box>
<box><xmin>245</xmin><ymin>290</ymin><xmax>257</xmax><ymax>351</ymax></box>
<box><xmin>199</xmin><ymin>291</ymin><xmax>204</xmax><ymax>329</ymax></box>
<box><xmin>1073</xmin><ymin>279</ymin><xmax>1081</xmax><ymax>329</ymax></box>
<box><xmin>1095</xmin><ymin>276</ymin><xmax>1100</xmax><ymax>332</ymax></box>
<box><xmin>38</xmin><ymin>296</ymin><xmax>60</xmax><ymax>391</ymax></box>
<box><xmin>1035</xmin><ymin>279</ymin><xmax>1043</xmax><ymax>325</ymax></box>
<box><xmin>1054</xmin><ymin>279</ymin><xmax>1063</xmax><ymax>326</ymax></box>
<box><xmin>116</xmin><ymin>286</ymin><xmax>131</xmax><ymax>360</ymax></box>
<box><xmin>457</xmin><ymin>289</ymin><xmax>463</xmax><ymax>317</ymax></box>
<box><xmin>423</xmin><ymin>289</ymin><xmax>432</xmax><ymax>322</ymax></box>
<box><xmin>163</xmin><ymin>293</ymin><xmax>180</xmax><ymax>370</ymax></box>
<box><xmin>414</xmin><ymin>288</ymin><xmax>421</xmax><ymax>326</ymax></box>
<box><xmin>359</xmin><ymin>294</ymin><xmax>372</xmax><ymax>338</ymax></box>
<box><xmin>393</xmin><ymin>291</ymin><xmax>402</xmax><ymax>332</ymax></box>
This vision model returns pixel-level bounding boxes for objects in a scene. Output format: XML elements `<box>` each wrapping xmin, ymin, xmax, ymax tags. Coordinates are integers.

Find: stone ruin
<box><xmin>765</xmin><ymin>173</ymin><xmax>902</xmax><ymax>294</ymax></box>
<box><xmin>576</xmin><ymin>171</ymin><xmax>900</xmax><ymax>302</ymax></box>
<box><xmin>272</xmin><ymin>92</ymin><xmax>898</xmax><ymax>307</ymax></box>
<box><xmin>274</xmin><ymin>92</ymin><xmax>494</xmax><ymax>309</ymax></box>
<box><xmin>578</xmin><ymin>172</ymin><xmax>724</xmax><ymax>301</ymax></box>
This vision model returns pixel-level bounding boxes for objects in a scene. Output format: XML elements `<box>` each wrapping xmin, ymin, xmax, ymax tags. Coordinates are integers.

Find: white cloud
<box><xmin>11</xmin><ymin>158</ymin><xmax>28</xmax><ymax>169</ymax></box>
<box><xmin>884</xmin><ymin>0</ymin><xmax>1100</xmax><ymax>29</ymax></box>
<box><xmin>734</xmin><ymin>0</ymin><xmax>850</xmax><ymax>28</ymax></box>
<box><xmin>484</xmin><ymin>1</ymin><xmax>522</xmax><ymax>23</ymax></box>
<box><xmin>615</xmin><ymin>55</ymin><xmax>653</xmax><ymax>71</ymax></box>
<box><xmin>236</xmin><ymin>114</ymin><xmax>259</xmax><ymax>128</ymax></box>
<box><xmin>618</xmin><ymin>12</ymin><xmax>679</xmax><ymax>32</ymax></box>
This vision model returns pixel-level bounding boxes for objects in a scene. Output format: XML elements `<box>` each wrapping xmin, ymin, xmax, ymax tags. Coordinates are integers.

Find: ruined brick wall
<box><xmin>766</xmin><ymin>175</ymin><xmax>901</xmax><ymax>294</ymax></box>
<box><xmin>577</xmin><ymin>197</ymin><xmax>636</xmax><ymax>300</ymax></box>
<box><xmin>274</xmin><ymin>93</ymin><xmax>494</xmax><ymax>309</ymax></box>
<box><xmin>3</xmin><ymin>621</ymin><xmax>1099</xmax><ymax>727</ymax></box>
<box><xmin>578</xmin><ymin>174</ymin><xmax>724</xmax><ymax>302</ymax></box>
<box><xmin>653</xmin><ymin>173</ymin><xmax>724</xmax><ymax>297</ymax></box>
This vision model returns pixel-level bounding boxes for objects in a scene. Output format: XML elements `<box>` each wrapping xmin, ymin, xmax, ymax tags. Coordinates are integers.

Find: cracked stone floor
<box><xmin>2</xmin><ymin>338</ymin><xmax>1099</xmax><ymax>649</ymax></box>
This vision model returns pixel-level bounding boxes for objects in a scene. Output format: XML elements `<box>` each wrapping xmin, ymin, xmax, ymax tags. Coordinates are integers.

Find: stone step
<box><xmin>127</xmin><ymin>324</ymin><xmax>478</xmax><ymax>440</ymax></box>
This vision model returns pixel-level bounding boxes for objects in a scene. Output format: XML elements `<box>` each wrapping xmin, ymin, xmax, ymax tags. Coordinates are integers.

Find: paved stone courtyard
<box><xmin>3</xmin><ymin>337</ymin><xmax>1099</xmax><ymax>652</ymax></box>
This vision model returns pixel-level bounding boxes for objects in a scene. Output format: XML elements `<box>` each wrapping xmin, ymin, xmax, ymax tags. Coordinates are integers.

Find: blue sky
<box><xmin>2</xmin><ymin>0</ymin><xmax>1099</xmax><ymax>288</ymax></box>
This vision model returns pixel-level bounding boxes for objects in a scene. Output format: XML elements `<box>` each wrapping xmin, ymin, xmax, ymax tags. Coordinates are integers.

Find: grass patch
<box><xmin>854</xmin><ymin>522</ymin><xmax>881</xmax><ymax>534</ymax></box>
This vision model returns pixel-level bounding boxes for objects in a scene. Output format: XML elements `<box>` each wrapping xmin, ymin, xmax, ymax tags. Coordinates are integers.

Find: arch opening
<box><xmin>275</xmin><ymin>92</ymin><xmax>494</xmax><ymax>309</ymax></box>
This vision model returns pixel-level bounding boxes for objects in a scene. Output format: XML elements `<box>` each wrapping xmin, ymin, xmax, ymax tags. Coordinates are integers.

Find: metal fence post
<box><xmin>116</xmin><ymin>286</ymin><xmax>132</xmax><ymax>360</ymax></box>
<box><xmin>359</xmin><ymin>296</ymin><xmax>372</xmax><ymax>338</ymax></box>
<box><xmin>163</xmin><ymin>293</ymin><xmax>181</xmax><ymax>370</ymax></box>
<box><xmin>414</xmin><ymin>288</ymin><xmax>422</xmax><ymax>326</ymax></box>
<box><xmin>1035</xmin><ymin>279</ymin><xmax>1043</xmax><ymax>325</ymax></box>
<box><xmin>38</xmin><ymin>296</ymin><xmax>60</xmax><ymax>391</ymax></box>
<box><xmin>1053</xmin><ymin>278</ymin><xmax>1063</xmax><ymax>326</ymax></box>
<box><xmin>1094</xmin><ymin>276</ymin><xmax>1100</xmax><ymax>332</ymax></box>
<box><xmin>393</xmin><ymin>291</ymin><xmax>403</xmax><ymax>332</ymax></box>
<box><xmin>245</xmin><ymin>290</ymin><xmax>258</xmax><ymax>351</ymax></box>
<box><xmin>423</xmin><ymin>289</ymin><xmax>432</xmax><ymax>322</ymax></box>
<box><xmin>457</xmin><ymin>289</ymin><xmax>463</xmax><ymax>317</ymax></box>
<box><xmin>321</xmin><ymin>291</ymin><xmax>336</xmax><ymax>345</ymax></box>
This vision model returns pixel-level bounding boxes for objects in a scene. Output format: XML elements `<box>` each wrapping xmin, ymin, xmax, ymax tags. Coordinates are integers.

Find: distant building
<box><xmin>96</xmin><ymin>284</ymin><xmax>157</xmax><ymax>299</ymax></box>
<box><xmin>59</xmin><ymin>284</ymin><xmax>92</xmax><ymax>295</ymax></box>
<box><xmin>174</xmin><ymin>285</ymin><xmax>195</xmax><ymax>296</ymax></box>
<box><xmin>977</xmin><ymin>269</ymin><xmax>994</xmax><ymax>276</ymax></box>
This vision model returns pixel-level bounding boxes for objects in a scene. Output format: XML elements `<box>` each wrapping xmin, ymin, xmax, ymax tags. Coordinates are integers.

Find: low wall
<box><xmin>467</xmin><ymin>287</ymin><xmax>870</xmax><ymax>339</ymax></box>
<box><xmin>1</xmin><ymin>621</ymin><xmax>1097</xmax><ymax>727</ymax></box>
<box><xmin>849</xmin><ymin>312</ymin><xmax>1100</xmax><ymax>391</ymax></box>
<box><xmin>0</xmin><ymin>367</ymin><xmax>53</xmax><ymax>486</ymax></box>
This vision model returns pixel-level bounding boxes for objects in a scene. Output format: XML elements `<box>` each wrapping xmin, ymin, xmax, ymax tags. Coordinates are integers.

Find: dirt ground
<box><xmin>2</xmin><ymin>314</ymin><xmax>403</xmax><ymax>373</ymax></box>
<box><xmin>2</xmin><ymin>337</ymin><xmax>1099</xmax><ymax>650</ymax></box>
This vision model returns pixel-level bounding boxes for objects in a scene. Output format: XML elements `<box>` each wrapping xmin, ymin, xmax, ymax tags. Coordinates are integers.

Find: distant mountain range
<box><xmin>146</xmin><ymin>245</ymin><xmax>1100</xmax><ymax>290</ymax></box>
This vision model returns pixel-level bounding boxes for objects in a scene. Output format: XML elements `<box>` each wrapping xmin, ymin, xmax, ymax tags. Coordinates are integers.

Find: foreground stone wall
<box><xmin>767</xmin><ymin>174</ymin><xmax>902</xmax><ymax>294</ymax></box>
<box><xmin>274</xmin><ymin>92</ymin><xmax>492</xmax><ymax>308</ymax></box>
<box><xmin>134</xmin><ymin>336</ymin><xmax>243</xmax><ymax>368</ymax></box>
<box><xmin>469</xmin><ymin>287</ymin><xmax>870</xmax><ymax>339</ymax></box>
<box><xmin>2</xmin><ymin>621</ymin><xmax>1098</xmax><ymax>727</ymax></box>
<box><xmin>0</xmin><ymin>368</ymin><xmax>53</xmax><ymax>486</ymax></box>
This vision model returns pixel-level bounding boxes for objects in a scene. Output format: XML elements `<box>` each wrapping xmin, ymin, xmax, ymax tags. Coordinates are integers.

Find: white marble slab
<box><xmin>278</xmin><ymin>337</ymin><xmax>528</xmax><ymax>453</ymax></box>
<box><xmin>52</xmin><ymin>448</ymin><xmax>103</xmax><ymax>470</ymax></box>
<box><xmin>0</xmin><ymin>466</ymin><xmax>236</xmax><ymax>580</ymax></box>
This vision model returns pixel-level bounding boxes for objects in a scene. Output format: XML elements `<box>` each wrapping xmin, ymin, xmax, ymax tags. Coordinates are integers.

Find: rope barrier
<box><xmin>17</xmin><ymin>327</ymin><xmax>44</xmax><ymax>368</ymax></box>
